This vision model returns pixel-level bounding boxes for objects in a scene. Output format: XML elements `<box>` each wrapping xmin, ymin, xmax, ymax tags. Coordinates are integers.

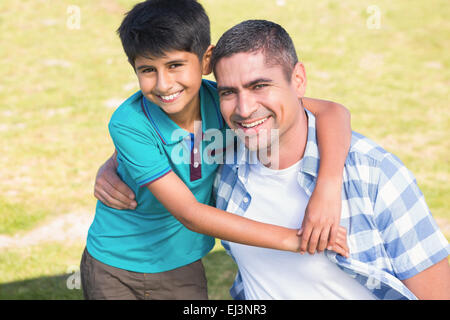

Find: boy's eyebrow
<box><xmin>136</xmin><ymin>64</ymin><xmax>153</xmax><ymax>71</ymax></box>
<box><xmin>135</xmin><ymin>59</ymin><xmax>189</xmax><ymax>71</ymax></box>
<box><xmin>217</xmin><ymin>78</ymin><xmax>273</xmax><ymax>92</ymax></box>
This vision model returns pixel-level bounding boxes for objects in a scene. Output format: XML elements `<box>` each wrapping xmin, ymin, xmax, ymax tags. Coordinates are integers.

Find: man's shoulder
<box><xmin>347</xmin><ymin>131</ymin><xmax>409</xmax><ymax>180</ymax></box>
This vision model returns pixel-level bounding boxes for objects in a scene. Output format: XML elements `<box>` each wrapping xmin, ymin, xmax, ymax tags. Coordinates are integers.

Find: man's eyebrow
<box><xmin>217</xmin><ymin>78</ymin><xmax>273</xmax><ymax>93</ymax></box>
<box><xmin>244</xmin><ymin>78</ymin><xmax>273</xmax><ymax>88</ymax></box>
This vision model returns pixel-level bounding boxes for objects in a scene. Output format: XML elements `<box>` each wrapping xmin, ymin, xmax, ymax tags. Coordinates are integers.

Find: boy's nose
<box><xmin>155</xmin><ymin>71</ymin><xmax>173</xmax><ymax>93</ymax></box>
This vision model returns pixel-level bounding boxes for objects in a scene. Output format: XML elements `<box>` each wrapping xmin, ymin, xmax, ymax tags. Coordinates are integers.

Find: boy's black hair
<box><xmin>211</xmin><ymin>20</ymin><xmax>298</xmax><ymax>81</ymax></box>
<box><xmin>117</xmin><ymin>0</ymin><xmax>211</xmax><ymax>67</ymax></box>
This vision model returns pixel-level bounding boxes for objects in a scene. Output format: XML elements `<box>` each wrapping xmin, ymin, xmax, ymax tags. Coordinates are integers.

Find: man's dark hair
<box><xmin>211</xmin><ymin>20</ymin><xmax>298</xmax><ymax>80</ymax></box>
<box><xmin>117</xmin><ymin>0</ymin><xmax>211</xmax><ymax>67</ymax></box>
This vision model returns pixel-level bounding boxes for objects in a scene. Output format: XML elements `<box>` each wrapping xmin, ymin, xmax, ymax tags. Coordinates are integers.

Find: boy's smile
<box><xmin>134</xmin><ymin>50</ymin><xmax>205</xmax><ymax>129</ymax></box>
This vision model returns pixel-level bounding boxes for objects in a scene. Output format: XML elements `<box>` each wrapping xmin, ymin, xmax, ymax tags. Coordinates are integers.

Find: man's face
<box><xmin>134</xmin><ymin>50</ymin><xmax>204</xmax><ymax>116</ymax></box>
<box><xmin>215</xmin><ymin>51</ymin><xmax>306</xmax><ymax>151</ymax></box>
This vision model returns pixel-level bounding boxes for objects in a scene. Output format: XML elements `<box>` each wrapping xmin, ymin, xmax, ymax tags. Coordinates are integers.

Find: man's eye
<box><xmin>169</xmin><ymin>63</ymin><xmax>182</xmax><ymax>69</ymax></box>
<box><xmin>254</xmin><ymin>84</ymin><xmax>268</xmax><ymax>90</ymax></box>
<box><xmin>220</xmin><ymin>90</ymin><xmax>233</xmax><ymax>97</ymax></box>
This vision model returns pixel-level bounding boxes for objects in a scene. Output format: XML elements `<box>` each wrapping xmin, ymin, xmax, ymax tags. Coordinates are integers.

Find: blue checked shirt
<box><xmin>213</xmin><ymin>109</ymin><xmax>450</xmax><ymax>300</ymax></box>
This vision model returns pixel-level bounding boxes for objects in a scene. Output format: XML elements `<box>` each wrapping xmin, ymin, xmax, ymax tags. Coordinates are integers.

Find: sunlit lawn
<box><xmin>0</xmin><ymin>0</ymin><xmax>448</xmax><ymax>299</ymax></box>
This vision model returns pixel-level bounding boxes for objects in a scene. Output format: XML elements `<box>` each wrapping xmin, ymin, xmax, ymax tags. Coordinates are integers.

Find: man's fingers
<box><xmin>95</xmin><ymin>188</ymin><xmax>132</xmax><ymax>210</ymax></box>
<box><xmin>103</xmin><ymin>171</ymin><xmax>135</xmax><ymax>200</ymax></box>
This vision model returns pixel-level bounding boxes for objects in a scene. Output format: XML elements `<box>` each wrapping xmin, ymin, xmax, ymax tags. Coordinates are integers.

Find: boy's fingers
<box><xmin>327</xmin><ymin>224</ymin><xmax>338</xmax><ymax>249</ymax></box>
<box><xmin>335</xmin><ymin>228</ymin><xmax>349</xmax><ymax>255</ymax></box>
<box><xmin>333</xmin><ymin>243</ymin><xmax>349</xmax><ymax>258</ymax></box>
<box><xmin>317</xmin><ymin>226</ymin><xmax>330</xmax><ymax>252</ymax></box>
<box><xmin>299</xmin><ymin>225</ymin><xmax>313</xmax><ymax>254</ymax></box>
<box><xmin>307</xmin><ymin>228</ymin><xmax>322</xmax><ymax>254</ymax></box>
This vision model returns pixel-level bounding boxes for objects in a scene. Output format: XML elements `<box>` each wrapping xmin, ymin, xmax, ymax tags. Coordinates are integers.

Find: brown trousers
<box><xmin>80</xmin><ymin>248</ymin><xmax>208</xmax><ymax>300</ymax></box>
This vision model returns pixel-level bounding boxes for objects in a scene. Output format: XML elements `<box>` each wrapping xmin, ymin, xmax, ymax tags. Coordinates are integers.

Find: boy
<box><xmin>82</xmin><ymin>0</ymin><xmax>351</xmax><ymax>300</ymax></box>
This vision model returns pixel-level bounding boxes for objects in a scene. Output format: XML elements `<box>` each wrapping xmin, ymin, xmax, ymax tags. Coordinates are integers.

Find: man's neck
<box><xmin>260</xmin><ymin>109</ymin><xmax>308</xmax><ymax>170</ymax></box>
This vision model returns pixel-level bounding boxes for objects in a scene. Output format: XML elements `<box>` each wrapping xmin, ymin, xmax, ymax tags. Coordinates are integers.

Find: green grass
<box><xmin>0</xmin><ymin>0</ymin><xmax>448</xmax><ymax>299</ymax></box>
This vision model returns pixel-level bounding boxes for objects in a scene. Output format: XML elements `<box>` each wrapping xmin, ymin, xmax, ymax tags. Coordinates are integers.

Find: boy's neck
<box><xmin>167</xmin><ymin>94</ymin><xmax>202</xmax><ymax>133</ymax></box>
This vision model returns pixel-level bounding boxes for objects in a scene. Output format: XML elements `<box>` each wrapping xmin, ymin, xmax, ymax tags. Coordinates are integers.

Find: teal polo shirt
<box><xmin>87</xmin><ymin>79</ymin><xmax>225</xmax><ymax>273</ymax></box>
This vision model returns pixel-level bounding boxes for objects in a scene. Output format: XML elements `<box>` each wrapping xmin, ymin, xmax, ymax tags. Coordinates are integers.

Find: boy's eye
<box><xmin>169</xmin><ymin>63</ymin><xmax>183</xmax><ymax>69</ymax></box>
<box><xmin>142</xmin><ymin>67</ymin><xmax>155</xmax><ymax>73</ymax></box>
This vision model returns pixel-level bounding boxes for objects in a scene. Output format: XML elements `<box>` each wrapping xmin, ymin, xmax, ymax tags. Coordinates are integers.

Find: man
<box><xmin>95</xmin><ymin>20</ymin><xmax>450</xmax><ymax>299</ymax></box>
<box><xmin>209</xmin><ymin>20</ymin><xmax>450</xmax><ymax>300</ymax></box>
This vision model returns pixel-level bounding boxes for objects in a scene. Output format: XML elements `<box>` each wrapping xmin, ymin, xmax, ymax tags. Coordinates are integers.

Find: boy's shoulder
<box><xmin>109</xmin><ymin>90</ymin><xmax>145</xmax><ymax>126</ymax></box>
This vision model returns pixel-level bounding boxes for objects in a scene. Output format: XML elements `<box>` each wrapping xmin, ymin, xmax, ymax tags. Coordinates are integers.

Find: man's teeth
<box><xmin>240</xmin><ymin>117</ymin><xmax>268</xmax><ymax>128</ymax></box>
<box><xmin>160</xmin><ymin>91</ymin><xmax>181</xmax><ymax>101</ymax></box>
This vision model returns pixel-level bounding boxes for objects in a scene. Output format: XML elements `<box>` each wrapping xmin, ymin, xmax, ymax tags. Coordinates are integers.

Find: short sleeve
<box><xmin>373</xmin><ymin>154</ymin><xmax>450</xmax><ymax>280</ymax></box>
<box><xmin>109</xmin><ymin>119</ymin><xmax>171</xmax><ymax>188</ymax></box>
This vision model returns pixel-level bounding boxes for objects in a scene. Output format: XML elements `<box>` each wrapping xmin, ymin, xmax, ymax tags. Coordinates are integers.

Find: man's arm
<box><xmin>93</xmin><ymin>150</ymin><xmax>137</xmax><ymax>210</ymax></box>
<box><xmin>299</xmin><ymin>97</ymin><xmax>351</xmax><ymax>255</ymax></box>
<box><xmin>374</xmin><ymin>153</ymin><xmax>450</xmax><ymax>299</ymax></box>
<box><xmin>402</xmin><ymin>258</ymin><xmax>450</xmax><ymax>299</ymax></box>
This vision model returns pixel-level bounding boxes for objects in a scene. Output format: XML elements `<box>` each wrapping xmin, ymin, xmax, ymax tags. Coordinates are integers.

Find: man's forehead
<box><xmin>215</xmin><ymin>51</ymin><xmax>282</xmax><ymax>82</ymax></box>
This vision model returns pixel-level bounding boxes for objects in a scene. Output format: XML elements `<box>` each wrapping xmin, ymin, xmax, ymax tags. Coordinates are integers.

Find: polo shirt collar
<box><xmin>141</xmin><ymin>79</ymin><xmax>223</xmax><ymax>145</ymax></box>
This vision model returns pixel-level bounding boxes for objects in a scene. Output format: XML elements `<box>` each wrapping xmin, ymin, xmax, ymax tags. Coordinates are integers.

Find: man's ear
<box><xmin>290</xmin><ymin>62</ymin><xmax>307</xmax><ymax>98</ymax></box>
<box><xmin>202</xmin><ymin>44</ymin><xmax>215</xmax><ymax>75</ymax></box>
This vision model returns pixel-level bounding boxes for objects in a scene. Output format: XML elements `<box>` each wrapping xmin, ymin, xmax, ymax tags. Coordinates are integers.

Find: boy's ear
<box><xmin>201</xmin><ymin>44</ymin><xmax>215</xmax><ymax>75</ymax></box>
<box><xmin>291</xmin><ymin>62</ymin><xmax>307</xmax><ymax>98</ymax></box>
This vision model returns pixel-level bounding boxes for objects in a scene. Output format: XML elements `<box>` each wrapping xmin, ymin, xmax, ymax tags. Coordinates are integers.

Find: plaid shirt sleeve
<box><xmin>373</xmin><ymin>153</ymin><xmax>450</xmax><ymax>280</ymax></box>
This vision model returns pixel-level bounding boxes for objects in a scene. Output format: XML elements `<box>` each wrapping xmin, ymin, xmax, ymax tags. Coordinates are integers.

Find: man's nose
<box><xmin>235</xmin><ymin>92</ymin><xmax>257</xmax><ymax>119</ymax></box>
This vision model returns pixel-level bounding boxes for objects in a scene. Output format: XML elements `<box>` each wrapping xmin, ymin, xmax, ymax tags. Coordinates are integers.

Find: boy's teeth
<box><xmin>240</xmin><ymin>117</ymin><xmax>268</xmax><ymax>128</ymax></box>
<box><xmin>160</xmin><ymin>91</ymin><xmax>181</xmax><ymax>101</ymax></box>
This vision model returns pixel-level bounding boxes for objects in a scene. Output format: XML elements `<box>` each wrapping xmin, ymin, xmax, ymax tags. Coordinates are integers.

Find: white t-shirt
<box><xmin>229</xmin><ymin>158</ymin><xmax>375</xmax><ymax>300</ymax></box>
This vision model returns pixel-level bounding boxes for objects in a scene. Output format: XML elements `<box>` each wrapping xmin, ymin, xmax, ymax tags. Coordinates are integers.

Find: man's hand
<box><xmin>93</xmin><ymin>152</ymin><xmax>137</xmax><ymax>210</ymax></box>
<box><xmin>298</xmin><ymin>178</ymin><xmax>348</xmax><ymax>256</ymax></box>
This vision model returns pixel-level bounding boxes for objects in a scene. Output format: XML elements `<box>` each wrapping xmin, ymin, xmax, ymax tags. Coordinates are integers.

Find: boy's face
<box><xmin>215</xmin><ymin>50</ymin><xmax>306</xmax><ymax>151</ymax></box>
<box><xmin>134</xmin><ymin>50</ymin><xmax>204</xmax><ymax>116</ymax></box>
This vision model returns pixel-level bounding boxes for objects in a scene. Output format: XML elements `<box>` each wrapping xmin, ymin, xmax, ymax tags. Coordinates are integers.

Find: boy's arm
<box><xmin>94</xmin><ymin>150</ymin><xmax>137</xmax><ymax>210</ymax></box>
<box><xmin>300</xmin><ymin>97</ymin><xmax>351</xmax><ymax>255</ymax></box>
<box><xmin>147</xmin><ymin>170</ymin><xmax>303</xmax><ymax>252</ymax></box>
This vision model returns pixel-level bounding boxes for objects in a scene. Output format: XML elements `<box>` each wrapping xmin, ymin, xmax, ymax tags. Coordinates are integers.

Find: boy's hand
<box><xmin>298</xmin><ymin>226</ymin><xmax>349</xmax><ymax>258</ymax></box>
<box><xmin>298</xmin><ymin>179</ymin><xmax>347</xmax><ymax>256</ymax></box>
<box><xmin>94</xmin><ymin>153</ymin><xmax>137</xmax><ymax>210</ymax></box>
